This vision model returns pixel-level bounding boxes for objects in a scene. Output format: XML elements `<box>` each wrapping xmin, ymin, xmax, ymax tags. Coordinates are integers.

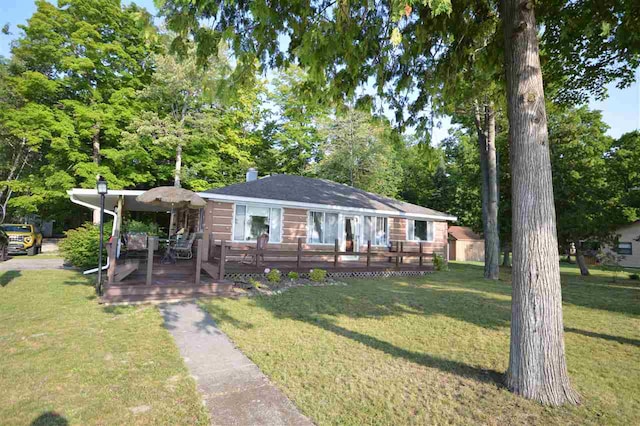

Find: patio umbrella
<box><xmin>136</xmin><ymin>186</ymin><xmax>206</xmax><ymax>209</ymax></box>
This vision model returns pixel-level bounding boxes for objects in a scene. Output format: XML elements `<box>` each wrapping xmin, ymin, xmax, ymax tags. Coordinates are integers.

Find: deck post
<box><xmin>366</xmin><ymin>240</ymin><xmax>371</xmax><ymax>270</ymax></box>
<box><xmin>419</xmin><ymin>242</ymin><xmax>424</xmax><ymax>268</ymax></box>
<box><xmin>219</xmin><ymin>240</ymin><xmax>227</xmax><ymax>280</ymax></box>
<box><xmin>146</xmin><ymin>236</ymin><xmax>155</xmax><ymax>285</ymax></box>
<box><xmin>106</xmin><ymin>241</ymin><xmax>116</xmax><ymax>286</ymax></box>
<box><xmin>195</xmin><ymin>239</ymin><xmax>203</xmax><ymax>285</ymax></box>
<box><xmin>334</xmin><ymin>239</ymin><xmax>339</xmax><ymax>268</ymax></box>
<box><xmin>395</xmin><ymin>241</ymin><xmax>400</xmax><ymax>268</ymax></box>
<box><xmin>208</xmin><ymin>232</ymin><xmax>216</xmax><ymax>261</ymax></box>
<box><xmin>400</xmin><ymin>241</ymin><xmax>404</xmax><ymax>264</ymax></box>
<box><xmin>297</xmin><ymin>238</ymin><xmax>303</xmax><ymax>269</ymax></box>
<box><xmin>255</xmin><ymin>240</ymin><xmax>260</xmax><ymax>268</ymax></box>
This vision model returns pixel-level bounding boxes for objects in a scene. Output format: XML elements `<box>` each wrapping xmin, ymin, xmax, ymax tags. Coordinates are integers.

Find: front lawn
<box><xmin>201</xmin><ymin>263</ymin><xmax>640</xmax><ymax>425</ymax></box>
<box><xmin>0</xmin><ymin>270</ymin><xmax>209</xmax><ymax>425</ymax></box>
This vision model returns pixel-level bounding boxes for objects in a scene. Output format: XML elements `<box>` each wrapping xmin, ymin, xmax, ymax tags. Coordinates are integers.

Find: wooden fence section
<box><xmin>208</xmin><ymin>237</ymin><xmax>436</xmax><ymax>280</ymax></box>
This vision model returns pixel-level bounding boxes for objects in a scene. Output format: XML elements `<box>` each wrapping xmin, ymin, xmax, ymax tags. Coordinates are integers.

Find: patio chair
<box><xmin>242</xmin><ymin>233</ymin><xmax>269</xmax><ymax>265</ymax></box>
<box><xmin>174</xmin><ymin>233</ymin><xmax>196</xmax><ymax>260</ymax></box>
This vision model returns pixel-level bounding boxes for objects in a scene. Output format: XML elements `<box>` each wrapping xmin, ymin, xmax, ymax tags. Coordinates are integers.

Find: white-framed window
<box><xmin>363</xmin><ymin>216</ymin><xmax>388</xmax><ymax>246</ymax></box>
<box><xmin>233</xmin><ymin>204</ymin><xmax>282</xmax><ymax>243</ymax></box>
<box><xmin>308</xmin><ymin>211</ymin><xmax>339</xmax><ymax>244</ymax></box>
<box><xmin>407</xmin><ymin>219</ymin><xmax>434</xmax><ymax>242</ymax></box>
<box><xmin>616</xmin><ymin>242</ymin><xmax>632</xmax><ymax>255</ymax></box>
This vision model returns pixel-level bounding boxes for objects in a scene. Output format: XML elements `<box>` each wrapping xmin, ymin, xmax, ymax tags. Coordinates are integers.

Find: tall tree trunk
<box><xmin>0</xmin><ymin>138</ymin><xmax>28</xmax><ymax>201</ymax></box>
<box><xmin>92</xmin><ymin>123</ymin><xmax>101</xmax><ymax>165</ymax></box>
<box><xmin>169</xmin><ymin>143</ymin><xmax>183</xmax><ymax>236</ymax></box>
<box><xmin>575</xmin><ymin>243</ymin><xmax>590</xmax><ymax>276</ymax></box>
<box><xmin>174</xmin><ymin>143</ymin><xmax>183</xmax><ymax>188</ymax></box>
<box><xmin>474</xmin><ymin>100</ymin><xmax>500</xmax><ymax>280</ymax></box>
<box><xmin>502</xmin><ymin>0</ymin><xmax>579</xmax><ymax>405</ymax></box>
<box><xmin>502</xmin><ymin>246</ymin><xmax>511</xmax><ymax>267</ymax></box>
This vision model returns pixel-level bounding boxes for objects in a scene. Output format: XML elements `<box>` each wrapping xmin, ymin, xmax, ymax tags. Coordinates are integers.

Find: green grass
<box><xmin>0</xmin><ymin>270</ymin><xmax>209</xmax><ymax>425</ymax></box>
<box><xmin>201</xmin><ymin>263</ymin><xmax>640</xmax><ymax>425</ymax></box>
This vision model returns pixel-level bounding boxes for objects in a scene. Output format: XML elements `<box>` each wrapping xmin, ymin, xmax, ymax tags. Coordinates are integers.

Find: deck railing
<box><xmin>208</xmin><ymin>236</ymin><xmax>437</xmax><ymax>279</ymax></box>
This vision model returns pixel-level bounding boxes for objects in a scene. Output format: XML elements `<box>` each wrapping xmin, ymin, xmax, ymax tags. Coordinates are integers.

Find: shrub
<box><xmin>309</xmin><ymin>268</ymin><xmax>327</xmax><ymax>282</ymax></box>
<box><xmin>248</xmin><ymin>277</ymin><xmax>262</xmax><ymax>289</ymax></box>
<box><xmin>629</xmin><ymin>273</ymin><xmax>640</xmax><ymax>281</ymax></box>
<box><xmin>287</xmin><ymin>271</ymin><xmax>300</xmax><ymax>280</ymax></box>
<box><xmin>59</xmin><ymin>222</ymin><xmax>111</xmax><ymax>269</ymax></box>
<box><xmin>433</xmin><ymin>253</ymin><xmax>448</xmax><ymax>271</ymax></box>
<box><xmin>266</xmin><ymin>268</ymin><xmax>282</xmax><ymax>283</ymax></box>
<box><xmin>124</xmin><ymin>219</ymin><xmax>160</xmax><ymax>235</ymax></box>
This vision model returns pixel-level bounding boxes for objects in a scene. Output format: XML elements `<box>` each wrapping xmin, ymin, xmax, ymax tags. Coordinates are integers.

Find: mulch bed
<box><xmin>233</xmin><ymin>277</ymin><xmax>348</xmax><ymax>296</ymax></box>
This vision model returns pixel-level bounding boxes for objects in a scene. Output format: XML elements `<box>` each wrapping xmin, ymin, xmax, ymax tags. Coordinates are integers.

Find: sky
<box><xmin>1</xmin><ymin>0</ymin><xmax>638</xmax><ymax>144</ymax></box>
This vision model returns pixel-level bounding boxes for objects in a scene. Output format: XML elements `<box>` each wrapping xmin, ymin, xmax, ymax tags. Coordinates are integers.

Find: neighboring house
<box><xmin>201</xmin><ymin>170</ymin><xmax>456</xmax><ymax>260</ymax></box>
<box><xmin>448</xmin><ymin>226</ymin><xmax>484</xmax><ymax>262</ymax></box>
<box><xmin>608</xmin><ymin>220</ymin><xmax>640</xmax><ymax>268</ymax></box>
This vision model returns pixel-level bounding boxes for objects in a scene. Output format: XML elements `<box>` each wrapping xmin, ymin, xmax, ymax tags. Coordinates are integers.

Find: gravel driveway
<box><xmin>0</xmin><ymin>256</ymin><xmax>66</xmax><ymax>271</ymax></box>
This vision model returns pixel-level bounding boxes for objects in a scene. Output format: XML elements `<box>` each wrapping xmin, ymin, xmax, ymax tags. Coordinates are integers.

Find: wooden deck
<box><xmin>101</xmin><ymin>237</ymin><xmax>439</xmax><ymax>304</ymax></box>
<box><xmin>102</xmin><ymin>257</ymin><xmax>234</xmax><ymax>305</ymax></box>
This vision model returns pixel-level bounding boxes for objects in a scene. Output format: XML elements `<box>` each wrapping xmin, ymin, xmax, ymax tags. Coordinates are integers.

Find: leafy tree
<box><xmin>608</xmin><ymin>131</ymin><xmax>640</xmax><ymax>220</ymax></box>
<box><xmin>122</xmin><ymin>42</ymin><xmax>232</xmax><ymax>188</ymax></box>
<box><xmin>548</xmin><ymin>105</ymin><xmax>619</xmax><ymax>275</ymax></box>
<box><xmin>256</xmin><ymin>66</ymin><xmax>328</xmax><ymax>175</ymax></box>
<box><xmin>1</xmin><ymin>0</ymin><xmax>160</xmax><ymax>224</ymax></box>
<box><xmin>122</xmin><ymin>42</ymin><xmax>264</xmax><ymax>192</ymax></box>
<box><xmin>311</xmin><ymin>109</ymin><xmax>403</xmax><ymax>197</ymax></box>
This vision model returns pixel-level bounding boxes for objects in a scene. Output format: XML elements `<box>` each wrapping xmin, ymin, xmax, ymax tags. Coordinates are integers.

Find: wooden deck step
<box><xmin>104</xmin><ymin>282</ymin><xmax>233</xmax><ymax>297</ymax></box>
<box><xmin>201</xmin><ymin>262</ymin><xmax>219</xmax><ymax>278</ymax></box>
<box><xmin>114</xmin><ymin>260</ymin><xmax>140</xmax><ymax>282</ymax></box>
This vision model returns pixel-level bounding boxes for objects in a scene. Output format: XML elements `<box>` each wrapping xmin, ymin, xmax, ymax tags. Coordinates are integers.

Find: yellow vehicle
<box><xmin>0</xmin><ymin>224</ymin><xmax>43</xmax><ymax>256</ymax></box>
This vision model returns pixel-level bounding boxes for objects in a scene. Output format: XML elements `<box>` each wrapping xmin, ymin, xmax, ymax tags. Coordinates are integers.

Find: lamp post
<box><xmin>96</xmin><ymin>176</ymin><xmax>108</xmax><ymax>295</ymax></box>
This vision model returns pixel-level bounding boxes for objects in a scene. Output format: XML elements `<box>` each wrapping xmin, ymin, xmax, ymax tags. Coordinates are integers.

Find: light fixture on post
<box><xmin>96</xmin><ymin>175</ymin><xmax>108</xmax><ymax>295</ymax></box>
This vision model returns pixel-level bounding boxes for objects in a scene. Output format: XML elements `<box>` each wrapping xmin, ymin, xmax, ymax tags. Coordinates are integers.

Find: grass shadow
<box><xmin>308</xmin><ymin>315</ymin><xmax>504</xmax><ymax>386</ymax></box>
<box><xmin>31</xmin><ymin>411</ymin><xmax>68</xmax><ymax>426</ymax></box>
<box><xmin>565</xmin><ymin>327</ymin><xmax>640</xmax><ymax>347</ymax></box>
<box><xmin>208</xmin><ymin>271</ymin><xmax>511</xmax><ymax>388</ymax></box>
<box><xmin>102</xmin><ymin>305</ymin><xmax>137</xmax><ymax>316</ymax></box>
<box><xmin>0</xmin><ymin>270</ymin><xmax>21</xmax><ymax>287</ymax></box>
<box><xmin>443</xmin><ymin>263</ymin><xmax>640</xmax><ymax>316</ymax></box>
<box><xmin>62</xmin><ymin>276</ymin><xmax>94</xmax><ymax>287</ymax></box>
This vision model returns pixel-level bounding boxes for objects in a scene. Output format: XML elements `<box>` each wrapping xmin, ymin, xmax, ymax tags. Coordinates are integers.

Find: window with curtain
<box><xmin>233</xmin><ymin>205</ymin><xmax>281</xmax><ymax>242</ymax></box>
<box><xmin>308</xmin><ymin>211</ymin><xmax>339</xmax><ymax>244</ymax></box>
<box><xmin>407</xmin><ymin>220</ymin><xmax>434</xmax><ymax>242</ymax></box>
<box><xmin>363</xmin><ymin>216</ymin><xmax>388</xmax><ymax>246</ymax></box>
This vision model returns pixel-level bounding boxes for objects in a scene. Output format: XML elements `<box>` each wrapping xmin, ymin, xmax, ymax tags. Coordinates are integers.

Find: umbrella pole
<box><xmin>169</xmin><ymin>207</ymin><xmax>175</xmax><ymax>236</ymax></box>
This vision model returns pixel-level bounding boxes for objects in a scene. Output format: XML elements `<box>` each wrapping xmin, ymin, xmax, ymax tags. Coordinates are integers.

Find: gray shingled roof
<box><xmin>205</xmin><ymin>175</ymin><xmax>454</xmax><ymax>219</ymax></box>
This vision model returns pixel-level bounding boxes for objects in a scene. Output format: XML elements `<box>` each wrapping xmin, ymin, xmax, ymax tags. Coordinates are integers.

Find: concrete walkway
<box><xmin>160</xmin><ymin>302</ymin><xmax>313</xmax><ymax>426</ymax></box>
<box><xmin>0</xmin><ymin>257</ymin><xmax>65</xmax><ymax>271</ymax></box>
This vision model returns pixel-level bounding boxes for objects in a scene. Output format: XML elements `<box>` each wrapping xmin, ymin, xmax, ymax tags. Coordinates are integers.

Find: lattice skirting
<box><xmin>226</xmin><ymin>269</ymin><xmax>434</xmax><ymax>283</ymax></box>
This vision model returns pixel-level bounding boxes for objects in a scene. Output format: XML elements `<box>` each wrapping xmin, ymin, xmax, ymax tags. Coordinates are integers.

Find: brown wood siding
<box><xmin>282</xmin><ymin>207</ymin><xmax>307</xmax><ymax>245</ymax></box>
<box><xmin>202</xmin><ymin>202</ymin><xmax>449</xmax><ymax>261</ymax></box>
<box><xmin>378</xmin><ymin>218</ymin><xmax>448</xmax><ymax>262</ymax></box>
<box><xmin>202</xmin><ymin>201</ymin><xmax>234</xmax><ymax>260</ymax></box>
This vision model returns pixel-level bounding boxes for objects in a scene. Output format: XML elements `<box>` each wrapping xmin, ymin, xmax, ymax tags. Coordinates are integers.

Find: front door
<box><xmin>343</xmin><ymin>216</ymin><xmax>359</xmax><ymax>260</ymax></box>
